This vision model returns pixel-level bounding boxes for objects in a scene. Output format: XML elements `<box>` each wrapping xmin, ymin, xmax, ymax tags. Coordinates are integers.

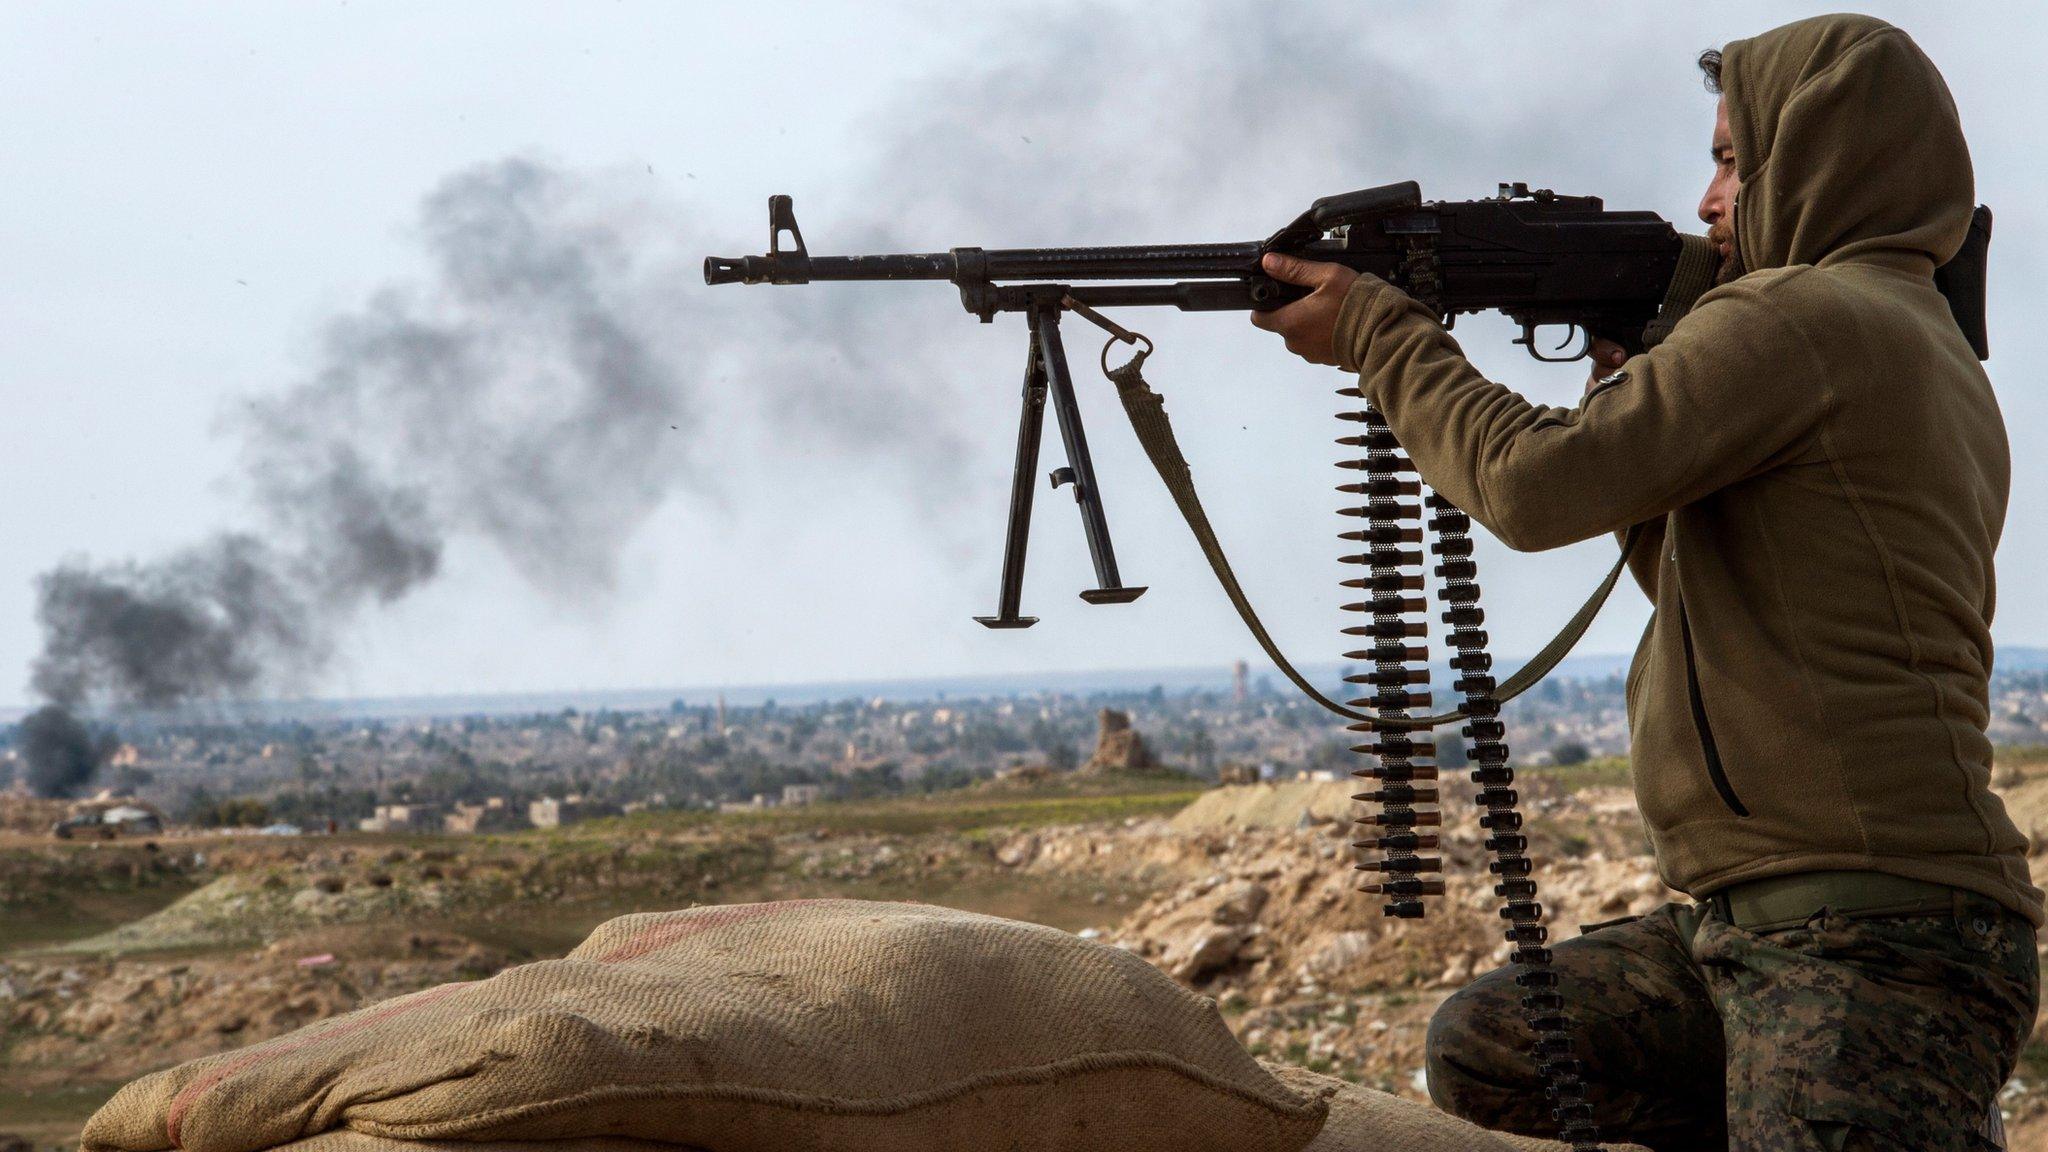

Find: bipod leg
<box><xmin>1035</xmin><ymin>301</ymin><xmax>1147</xmax><ymax>606</ymax></box>
<box><xmin>974</xmin><ymin>318</ymin><xmax>1051</xmax><ymax>629</ymax></box>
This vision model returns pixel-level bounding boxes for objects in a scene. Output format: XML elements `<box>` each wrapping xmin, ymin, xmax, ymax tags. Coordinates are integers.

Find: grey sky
<box><xmin>3</xmin><ymin>2</ymin><xmax>2044</xmax><ymax>707</ymax></box>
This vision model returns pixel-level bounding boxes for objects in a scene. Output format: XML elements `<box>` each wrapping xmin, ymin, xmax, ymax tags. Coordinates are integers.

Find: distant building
<box><xmin>358</xmin><ymin>802</ymin><xmax>444</xmax><ymax>833</ymax></box>
<box><xmin>529</xmin><ymin>795</ymin><xmax>616</xmax><ymax>829</ymax></box>
<box><xmin>54</xmin><ymin>796</ymin><xmax>167</xmax><ymax>839</ymax></box>
<box><xmin>444</xmin><ymin>797</ymin><xmax>522</xmax><ymax>834</ymax></box>
<box><xmin>782</xmin><ymin>784</ymin><xmax>823</xmax><ymax>807</ymax></box>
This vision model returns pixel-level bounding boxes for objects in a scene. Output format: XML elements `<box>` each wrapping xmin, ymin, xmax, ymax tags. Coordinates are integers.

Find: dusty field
<box><xmin>4</xmin><ymin>768</ymin><xmax>2048</xmax><ymax>1149</ymax></box>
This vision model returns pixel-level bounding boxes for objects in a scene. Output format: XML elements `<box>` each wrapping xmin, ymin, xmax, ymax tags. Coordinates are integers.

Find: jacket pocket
<box><xmin>1678</xmin><ymin>599</ymin><xmax>1749</xmax><ymax>817</ymax></box>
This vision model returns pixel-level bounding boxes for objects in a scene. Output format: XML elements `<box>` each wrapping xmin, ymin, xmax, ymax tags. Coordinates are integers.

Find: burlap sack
<box><xmin>1265</xmin><ymin>1065</ymin><xmax>1651</xmax><ymax>1152</ymax></box>
<box><xmin>253</xmin><ymin>1137</ymin><xmax>681</xmax><ymax>1152</ymax></box>
<box><xmin>85</xmin><ymin>900</ymin><xmax>1328</xmax><ymax>1152</ymax></box>
<box><xmin>257</xmin><ymin>1100</ymin><xmax>1659</xmax><ymax>1152</ymax></box>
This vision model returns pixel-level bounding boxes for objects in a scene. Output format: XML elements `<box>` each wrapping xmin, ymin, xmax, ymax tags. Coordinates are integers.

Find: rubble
<box><xmin>0</xmin><ymin>930</ymin><xmax>509</xmax><ymax>1092</ymax></box>
<box><xmin>1079</xmin><ymin>708</ymin><xmax>1168</xmax><ymax>776</ymax></box>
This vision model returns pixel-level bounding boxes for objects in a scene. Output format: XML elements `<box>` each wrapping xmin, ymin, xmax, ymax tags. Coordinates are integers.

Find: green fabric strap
<box><xmin>1104</xmin><ymin>347</ymin><xmax>1641</xmax><ymax>731</ymax></box>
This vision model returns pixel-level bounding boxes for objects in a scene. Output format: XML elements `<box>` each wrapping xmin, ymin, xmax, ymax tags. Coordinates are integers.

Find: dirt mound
<box><xmin>1</xmin><ymin>930</ymin><xmax>512</xmax><ymax>1094</ymax></box>
<box><xmin>55</xmin><ymin>870</ymin><xmax>459</xmax><ymax>956</ymax></box>
<box><xmin>2001</xmin><ymin>774</ymin><xmax>2048</xmax><ymax>847</ymax></box>
<box><xmin>1084</xmin><ymin>779</ymin><xmax>1675</xmax><ymax>1095</ymax></box>
<box><xmin>1</xmin><ymin>842</ymin><xmax>196</xmax><ymax>914</ymax></box>
<box><xmin>1170</xmin><ymin>783</ymin><xmax>1356</xmax><ymax>832</ymax></box>
<box><xmin>1106</xmin><ymin>832</ymin><xmax>1675</xmax><ymax>996</ymax></box>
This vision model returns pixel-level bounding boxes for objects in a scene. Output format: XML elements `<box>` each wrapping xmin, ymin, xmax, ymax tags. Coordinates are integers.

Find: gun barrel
<box><xmin>980</xmin><ymin>242</ymin><xmax>1258</xmax><ymax>280</ymax></box>
<box><xmin>704</xmin><ymin>252</ymin><xmax>958</xmax><ymax>285</ymax></box>
<box><xmin>705</xmin><ymin>242</ymin><xmax>1267</xmax><ymax>288</ymax></box>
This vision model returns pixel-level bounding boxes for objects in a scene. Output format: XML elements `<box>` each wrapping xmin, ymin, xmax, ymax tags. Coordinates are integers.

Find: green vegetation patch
<box><xmin>2019</xmin><ymin>1037</ymin><xmax>2048</xmax><ymax>1087</ymax></box>
<box><xmin>1996</xmin><ymin>745</ymin><xmax>2048</xmax><ymax>774</ymax></box>
<box><xmin>572</xmin><ymin>783</ymin><xmax>1204</xmax><ymax>839</ymax></box>
<box><xmin>0</xmin><ymin>1080</ymin><xmax>124</xmax><ymax>1133</ymax></box>
<box><xmin>1529</xmin><ymin>755</ymin><xmax>1632</xmax><ymax>793</ymax></box>
<box><xmin>1</xmin><ymin>884</ymin><xmax>201</xmax><ymax>953</ymax></box>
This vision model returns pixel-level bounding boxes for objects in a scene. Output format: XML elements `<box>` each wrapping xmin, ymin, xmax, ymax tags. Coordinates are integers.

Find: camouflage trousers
<box><xmin>1424</xmin><ymin>896</ymin><xmax>2037</xmax><ymax>1151</ymax></box>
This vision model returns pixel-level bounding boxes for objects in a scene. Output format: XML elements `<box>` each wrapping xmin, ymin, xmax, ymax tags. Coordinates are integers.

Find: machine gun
<box><xmin>706</xmin><ymin>182</ymin><xmax>1990</xmax><ymax>628</ymax></box>
<box><xmin>709</xmin><ymin>181</ymin><xmax>1702</xmax><ymax>626</ymax></box>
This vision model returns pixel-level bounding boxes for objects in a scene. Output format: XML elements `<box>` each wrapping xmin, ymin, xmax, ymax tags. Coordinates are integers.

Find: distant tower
<box><xmin>1232</xmin><ymin>660</ymin><xmax>1250</xmax><ymax>705</ymax></box>
<box><xmin>716</xmin><ymin>693</ymin><xmax>727</xmax><ymax>734</ymax></box>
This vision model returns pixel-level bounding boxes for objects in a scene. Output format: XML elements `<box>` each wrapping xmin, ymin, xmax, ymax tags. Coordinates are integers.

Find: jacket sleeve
<box><xmin>1332</xmin><ymin>272</ymin><xmax>1830</xmax><ymax>551</ymax></box>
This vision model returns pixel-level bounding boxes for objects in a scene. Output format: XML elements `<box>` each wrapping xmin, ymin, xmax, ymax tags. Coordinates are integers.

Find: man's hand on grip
<box><xmin>1250</xmin><ymin>253</ymin><xmax>1359</xmax><ymax>367</ymax></box>
<box><xmin>1586</xmin><ymin>336</ymin><xmax>1629</xmax><ymax>396</ymax></box>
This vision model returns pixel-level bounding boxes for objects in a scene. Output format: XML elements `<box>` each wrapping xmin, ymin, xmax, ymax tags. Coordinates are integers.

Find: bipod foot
<box><xmin>1079</xmin><ymin>587</ymin><xmax>1147</xmax><ymax>605</ymax></box>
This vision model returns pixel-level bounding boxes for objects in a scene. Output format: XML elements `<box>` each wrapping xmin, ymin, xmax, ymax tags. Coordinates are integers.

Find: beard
<box><xmin>1709</xmin><ymin>217</ymin><xmax>1747</xmax><ymax>285</ymax></box>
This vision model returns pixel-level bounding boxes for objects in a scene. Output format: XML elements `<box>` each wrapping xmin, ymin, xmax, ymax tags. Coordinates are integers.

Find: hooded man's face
<box><xmin>1698</xmin><ymin>95</ymin><xmax>1744</xmax><ymax>285</ymax></box>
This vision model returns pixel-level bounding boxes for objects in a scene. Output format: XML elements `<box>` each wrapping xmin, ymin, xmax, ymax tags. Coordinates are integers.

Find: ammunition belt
<box><xmin>1103</xmin><ymin>348</ymin><xmax>1611</xmax><ymax>1151</ymax></box>
<box><xmin>1340</xmin><ymin>401</ymin><xmax>1602</xmax><ymax>1150</ymax></box>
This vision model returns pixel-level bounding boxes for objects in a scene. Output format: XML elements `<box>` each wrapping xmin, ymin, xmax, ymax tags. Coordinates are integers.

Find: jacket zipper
<box><xmin>1678</xmin><ymin>601</ymin><xmax>1749</xmax><ymax>817</ymax></box>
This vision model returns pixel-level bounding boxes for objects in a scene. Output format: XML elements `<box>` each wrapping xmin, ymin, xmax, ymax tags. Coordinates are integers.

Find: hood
<box><xmin>1722</xmin><ymin>14</ymin><xmax>1973</xmax><ymax>275</ymax></box>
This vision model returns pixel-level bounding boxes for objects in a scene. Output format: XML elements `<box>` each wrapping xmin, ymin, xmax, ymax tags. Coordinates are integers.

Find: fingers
<box><xmin>1583</xmin><ymin>336</ymin><xmax>1630</xmax><ymax>395</ymax></box>
<box><xmin>1251</xmin><ymin>256</ymin><xmax>1356</xmax><ymax>368</ymax></box>
<box><xmin>1261</xmin><ymin>251</ymin><xmax>1346</xmax><ymax>288</ymax></box>
<box><xmin>1251</xmin><ymin>308</ymin><xmax>1336</xmax><ymax>364</ymax></box>
<box><xmin>1248</xmin><ymin>296</ymin><xmax>1317</xmax><ymax>332</ymax></box>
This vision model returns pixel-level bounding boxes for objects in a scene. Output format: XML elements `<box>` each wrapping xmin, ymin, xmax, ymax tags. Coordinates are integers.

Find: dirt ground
<box><xmin>4</xmin><ymin>772</ymin><xmax>2047</xmax><ymax>1149</ymax></box>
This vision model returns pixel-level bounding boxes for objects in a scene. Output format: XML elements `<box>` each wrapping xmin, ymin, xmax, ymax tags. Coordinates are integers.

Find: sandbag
<box><xmin>253</xmin><ymin>1137</ymin><xmax>679</xmax><ymax>1152</ymax></box>
<box><xmin>1266</xmin><ymin>1065</ymin><xmax>1651</xmax><ymax>1152</ymax></box>
<box><xmin>85</xmin><ymin>900</ymin><xmax>1328</xmax><ymax>1152</ymax></box>
<box><xmin>255</xmin><ymin>1091</ymin><xmax>1657</xmax><ymax>1152</ymax></box>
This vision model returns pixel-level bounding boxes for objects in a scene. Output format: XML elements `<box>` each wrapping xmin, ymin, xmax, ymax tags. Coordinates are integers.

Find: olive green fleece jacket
<box><xmin>1332</xmin><ymin>14</ymin><xmax>2042</xmax><ymax>924</ymax></box>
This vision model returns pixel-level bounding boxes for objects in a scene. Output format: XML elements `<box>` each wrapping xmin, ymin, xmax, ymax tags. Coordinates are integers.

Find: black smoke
<box><xmin>16</xmin><ymin>704</ymin><xmax>109</xmax><ymax>798</ymax></box>
<box><xmin>24</xmin><ymin>5</ymin><xmax>1698</xmax><ymax>710</ymax></box>
<box><xmin>30</xmin><ymin>158</ymin><xmax>691</xmax><ymax>710</ymax></box>
<box><xmin>32</xmin><ymin>536</ymin><xmax>317</xmax><ymax>710</ymax></box>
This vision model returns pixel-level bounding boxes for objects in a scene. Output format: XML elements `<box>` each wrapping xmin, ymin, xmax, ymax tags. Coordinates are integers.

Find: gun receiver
<box><xmin>705</xmin><ymin>182</ymin><xmax>1992</xmax><ymax>624</ymax></box>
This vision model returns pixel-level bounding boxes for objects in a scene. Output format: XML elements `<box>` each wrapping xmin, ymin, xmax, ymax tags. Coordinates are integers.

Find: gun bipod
<box><xmin>974</xmin><ymin>295</ymin><xmax>1147</xmax><ymax>627</ymax></box>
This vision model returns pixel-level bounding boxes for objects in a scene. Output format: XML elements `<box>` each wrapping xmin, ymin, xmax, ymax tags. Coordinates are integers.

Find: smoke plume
<box><xmin>25</xmin><ymin>4</ymin><xmax>1693</xmax><ymax>709</ymax></box>
<box><xmin>16</xmin><ymin>704</ymin><xmax>108</xmax><ymax>798</ymax></box>
<box><xmin>31</xmin><ymin>158</ymin><xmax>692</xmax><ymax>710</ymax></box>
<box><xmin>33</xmin><ymin>537</ymin><xmax>319</xmax><ymax>710</ymax></box>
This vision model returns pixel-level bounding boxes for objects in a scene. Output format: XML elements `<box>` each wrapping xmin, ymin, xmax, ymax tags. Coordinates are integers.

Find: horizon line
<box><xmin>13</xmin><ymin>641</ymin><xmax>2048</xmax><ymax>723</ymax></box>
<box><xmin>3</xmin><ymin>651</ymin><xmax>1643</xmax><ymax>722</ymax></box>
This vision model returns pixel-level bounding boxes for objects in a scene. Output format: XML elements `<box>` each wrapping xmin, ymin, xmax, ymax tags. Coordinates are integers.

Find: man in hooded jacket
<box><xmin>1254</xmin><ymin>14</ymin><xmax>2039</xmax><ymax>1151</ymax></box>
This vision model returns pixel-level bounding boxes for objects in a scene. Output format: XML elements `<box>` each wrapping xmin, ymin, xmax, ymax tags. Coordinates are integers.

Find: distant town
<box><xmin>8</xmin><ymin>659</ymin><xmax>2048</xmax><ymax>837</ymax></box>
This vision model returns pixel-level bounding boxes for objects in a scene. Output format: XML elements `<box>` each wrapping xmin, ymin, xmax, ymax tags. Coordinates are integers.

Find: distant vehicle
<box><xmin>256</xmin><ymin>823</ymin><xmax>303</xmax><ymax>837</ymax></box>
<box><xmin>51</xmin><ymin>804</ymin><xmax>164</xmax><ymax>840</ymax></box>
